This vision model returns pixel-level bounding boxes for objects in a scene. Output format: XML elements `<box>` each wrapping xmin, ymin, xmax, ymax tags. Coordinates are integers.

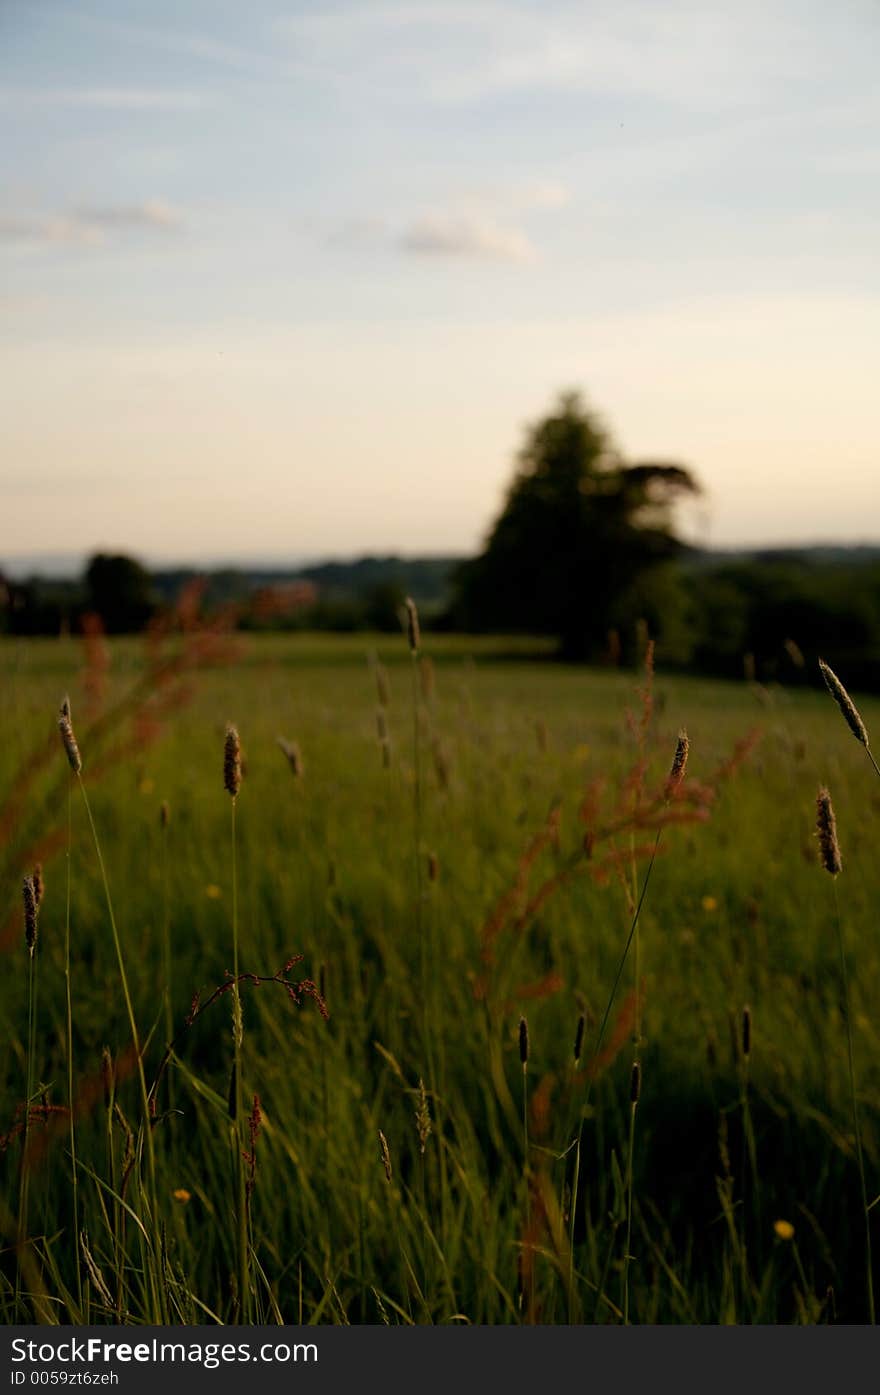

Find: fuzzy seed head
<box><xmin>159</xmin><ymin>800</ymin><xmax>170</xmax><ymax>830</ymax></box>
<box><xmin>32</xmin><ymin>863</ymin><xmax>44</xmax><ymax>909</ymax></box>
<box><xmin>58</xmin><ymin>706</ymin><xmax>82</xmax><ymax>774</ymax></box>
<box><xmin>224</xmin><ymin>724</ymin><xmax>242</xmax><ymax>798</ymax></box>
<box><xmin>742</xmin><ymin>1005</ymin><xmax>751</xmax><ymax>1059</ymax></box>
<box><xmin>818</xmin><ymin>659</ymin><xmax>869</xmax><ymax>747</ymax></box>
<box><xmin>23</xmin><ymin>875</ymin><xmax>38</xmax><ymax>955</ymax></box>
<box><xmin>404</xmin><ymin>596</ymin><xmax>420</xmax><ymax>655</ymax></box>
<box><xmin>630</xmin><ymin>1060</ymin><xmax>642</xmax><ymax>1104</ymax></box>
<box><xmin>665</xmin><ymin>728</ymin><xmax>689</xmax><ymax>800</ymax></box>
<box><xmin>816</xmin><ymin>785</ymin><xmax>842</xmax><ymax>876</ymax></box>
<box><xmin>519</xmin><ymin>1015</ymin><xmax>529</xmax><ymax>1066</ymax></box>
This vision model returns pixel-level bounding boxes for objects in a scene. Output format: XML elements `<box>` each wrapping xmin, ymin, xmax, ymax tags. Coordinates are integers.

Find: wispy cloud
<box><xmin>0</xmin><ymin>86</ymin><xmax>206</xmax><ymax>111</ymax></box>
<box><xmin>401</xmin><ymin>215</ymin><xmax>535</xmax><ymax>263</ymax></box>
<box><xmin>0</xmin><ymin>201</ymin><xmax>185</xmax><ymax>249</ymax></box>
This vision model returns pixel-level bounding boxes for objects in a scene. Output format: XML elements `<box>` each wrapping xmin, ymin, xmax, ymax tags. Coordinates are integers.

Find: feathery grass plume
<box><xmin>404</xmin><ymin>596</ymin><xmax>420</xmax><ymax>655</ymax></box>
<box><xmin>32</xmin><ymin>864</ymin><xmax>44</xmax><ymax>909</ymax></box>
<box><xmin>276</xmin><ymin>736</ymin><xmax>303</xmax><ymax>777</ymax></box>
<box><xmin>818</xmin><ymin>659</ymin><xmax>869</xmax><ymax>747</ymax></box>
<box><xmin>22</xmin><ymin>876</ymin><xmax>38</xmax><ymax>956</ymax></box>
<box><xmin>816</xmin><ymin>786</ymin><xmax>842</xmax><ymax>876</ymax></box>
<box><xmin>415</xmin><ymin>1078</ymin><xmax>432</xmax><ymax>1155</ymax></box>
<box><xmin>159</xmin><ymin>800</ymin><xmax>170</xmax><ymax>829</ymax></box>
<box><xmin>224</xmin><ymin>724</ymin><xmax>242</xmax><ymax>797</ymax></box>
<box><xmin>742</xmin><ymin>1005</ymin><xmax>751</xmax><ymax>1059</ymax></box>
<box><xmin>378</xmin><ymin>1129</ymin><xmax>393</xmax><ymax>1182</ymax></box>
<box><xmin>664</xmin><ymin>728</ymin><xmax>689</xmax><ymax>801</ymax></box>
<box><xmin>573</xmin><ymin>1012</ymin><xmax>585</xmax><ymax>1065</ymax></box>
<box><xmin>58</xmin><ymin>701</ymin><xmax>82</xmax><ymax>774</ymax></box>
<box><xmin>630</xmin><ymin>1060</ymin><xmax>642</xmax><ymax>1104</ymax></box>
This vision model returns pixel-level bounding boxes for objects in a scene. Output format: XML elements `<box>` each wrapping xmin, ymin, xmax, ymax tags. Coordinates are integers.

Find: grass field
<box><xmin>2</xmin><ymin>627</ymin><xmax>879</xmax><ymax>1325</ymax></box>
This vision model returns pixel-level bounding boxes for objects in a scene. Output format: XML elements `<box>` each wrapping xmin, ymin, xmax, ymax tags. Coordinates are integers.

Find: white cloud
<box><xmin>401</xmin><ymin>214</ymin><xmax>535</xmax><ymax>262</ymax></box>
<box><xmin>0</xmin><ymin>201</ymin><xmax>185</xmax><ymax>249</ymax></box>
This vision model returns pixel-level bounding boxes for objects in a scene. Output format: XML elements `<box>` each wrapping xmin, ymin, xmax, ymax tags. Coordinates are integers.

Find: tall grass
<box><xmin>1</xmin><ymin>633</ymin><xmax>879</xmax><ymax>1324</ymax></box>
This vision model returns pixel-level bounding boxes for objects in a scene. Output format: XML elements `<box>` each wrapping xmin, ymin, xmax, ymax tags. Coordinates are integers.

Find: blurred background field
<box><xmin>2</xmin><ymin>628</ymin><xmax>879</xmax><ymax>1323</ymax></box>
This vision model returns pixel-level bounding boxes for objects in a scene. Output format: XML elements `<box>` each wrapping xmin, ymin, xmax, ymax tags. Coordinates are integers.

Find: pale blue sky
<box><xmin>2</xmin><ymin>0</ymin><xmax>879</xmax><ymax>567</ymax></box>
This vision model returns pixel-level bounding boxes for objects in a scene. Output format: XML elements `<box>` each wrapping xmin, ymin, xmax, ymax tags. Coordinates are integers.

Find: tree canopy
<box><xmin>450</xmin><ymin>390</ymin><xmax>700</xmax><ymax>658</ymax></box>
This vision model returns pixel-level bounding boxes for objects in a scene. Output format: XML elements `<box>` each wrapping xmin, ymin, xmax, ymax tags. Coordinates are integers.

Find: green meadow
<box><xmin>2</xmin><ymin>630</ymin><xmax>879</xmax><ymax>1324</ymax></box>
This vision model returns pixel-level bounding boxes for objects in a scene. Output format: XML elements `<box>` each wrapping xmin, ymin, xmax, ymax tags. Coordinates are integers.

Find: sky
<box><xmin>2</xmin><ymin>0</ymin><xmax>879</xmax><ymax>571</ymax></box>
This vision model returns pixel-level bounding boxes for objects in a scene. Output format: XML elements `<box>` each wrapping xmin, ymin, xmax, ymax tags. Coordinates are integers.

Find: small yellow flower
<box><xmin>205</xmin><ymin>884</ymin><xmax>222</xmax><ymax>900</ymax></box>
<box><xmin>572</xmin><ymin>743</ymin><xmax>591</xmax><ymax>764</ymax></box>
<box><xmin>172</xmin><ymin>1188</ymin><xmax>191</xmax><ymax>1204</ymax></box>
<box><xmin>138</xmin><ymin>777</ymin><xmax>155</xmax><ymax>795</ymax></box>
<box><xmin>701</xmin><ymin>895</ymin><xmax>718</xmax><ymax>913</ymax></box>
<box><xmin>774</xmin><ymin>1219</ymin><xmax>795</xmax><ymax>1241</ymax></box>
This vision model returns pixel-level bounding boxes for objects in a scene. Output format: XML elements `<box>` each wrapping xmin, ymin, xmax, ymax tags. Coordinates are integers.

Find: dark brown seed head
<box><xmin>404</xmin><ymin>596</ymin><xmax>420</xmax><ymax>655</ymax></box>
<box><xmin>427</xmin><ymin>851</ymin><xmax>439</xmax><ymax>883</ymax></box>
<box><xmin>519</xmin><ymin>1015</ymin><xmax>529</xmax><ymax>1066</ymax></box>
<box><xmin>574</xmin><ymin>1012</ymin><xmax>586</xmax><ymax>1064</ymax></box>
<box><xmin>224</xmin><ymin>724</ymin><xmax>241</xmax><ymax>798</ymax></box>
<box><xmin>664</xmin><ymin>728</ymin><xmax>689</xmax><ymax>800</ymax></box>
<box><xmin>32</xmin><ymin>863</ymin><xmax>44</xmax><ymax>908</ymax></box>
<box><xmin>742</xmin><ymin>1005</ymin><xmax>751</xmax><ymax>1059</ymax></box>
<box><xmin>630</xmin><ymin>1060</ymin><xmax>642</xmax><ymax>1104</ymax></box>
<box><xmin>58</xmin><ymin>705</ymin><xmax>82</xmax><ymax>774</ymax></box>
<box><xmin>816</xmin><ymin>785</ymin><xmax>842</xmax><ymax>876</ymax></box>
<box><xmin>159</xmin><ymin>800</ymin><xmax>170</xmax><ymax>830</ymax></box>
<box><xmin>818</xmin><ymin>659</ymin><xmax>869</xmax><ymax>747</ymax></box>
<box><xmin>23</xmin><ymin>876</ymin><xmax>38</xmax><ymax>955</ymax></box>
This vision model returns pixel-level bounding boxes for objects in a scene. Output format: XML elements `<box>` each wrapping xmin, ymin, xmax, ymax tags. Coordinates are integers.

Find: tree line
<box><xmin>4</xmin><ymin>391</ymin><xmax>880</xmax><ymax>689</ymax></box>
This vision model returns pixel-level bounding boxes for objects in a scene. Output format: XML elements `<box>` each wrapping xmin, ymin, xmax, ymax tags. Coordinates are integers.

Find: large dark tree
<box><xmin>450</xmin><ymin>391</ymin><xmax>700</xmax><ymax>658</ymax></box>
<box><xmin>84</xmin><ymin>552</ymin><xmax>155</xmax><ymax>633</ymax></box>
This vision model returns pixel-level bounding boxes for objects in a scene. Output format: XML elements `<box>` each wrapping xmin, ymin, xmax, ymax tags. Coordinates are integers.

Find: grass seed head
<box><xmin>574</xmin><ymin>1012</ymin><xmax>586</xmax><ymax>1064</ymax></box>
<box><xmin>818</xmin><ymin>659</ymin><xmax>869</xmax><ymax>747</ymax></box>
<box><xmin>519</xmin><ymin>1015</ymin><xmax>529</xmax><ymax>1066</ymax></box>
<box><xmin>159</xmin><ymin>800</ymin><xmax>170</xmax><ymax>829</ymax></box>
<box><xmin>665</xmin><ymin>728</ymin><xmax>689</xmax><ymax>800</ymax></box>
<box><xmin>815</xmin><ymin>785</ymin><xmax>842</xmax><ymax>876</ymax></box>
<box><xmin>224</xmin><ymin>724</ymin><xmax>242</xmax><ymax>797</ymax></box>
<box><xmin>23</xmin><ymin>875</ymin><xmax>38</xmax><ymax>956</ymax></box>
<box><xmin>32</xmin><ymin>863</ymin><xmax>44</xmax><ymax>909</ymax></box>
<box><xmin>742</xmin><ymin>1005</ymin><xmax>751</xmax><ymax>1059</ymax></box>
<box><xmin>101</xmin><ymin>1046</ymin><xmax>114</xmax><ymax>1110</ymax></box>
<box><xmin>415</xmin><ymin>1078</ymin><xmax>432</xmax><ymax>1155</ymax></box>
<box><xmin>58</xmin><ymin>702</ymin><xmax>82</xmax><ymax>774</ymax></box>
<box><xmin>378</xmin><ymin>1129</ymin><xmax>393</xmax><ymax>1182</ymax></box>
<box><xmin>630</xmin><ymin>1060</ymin><xmax>642</xmax><ymax>1104</ymax></box>
<box><xmin>404</xmin><ymin>596</ymin><xmax>420</xmax><ymax>655</ymax></box>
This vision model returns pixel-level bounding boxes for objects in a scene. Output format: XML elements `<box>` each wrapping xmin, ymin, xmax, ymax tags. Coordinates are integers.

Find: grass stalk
<box><xmin>832</xmin><ymin>881</ymin><xmax>875</xmax><ymax>1323</ymax></box>
<box><xmin>76</xmin><ymin>774</ymin><xmax>165</xmax><ymax>1322</ymax></box>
